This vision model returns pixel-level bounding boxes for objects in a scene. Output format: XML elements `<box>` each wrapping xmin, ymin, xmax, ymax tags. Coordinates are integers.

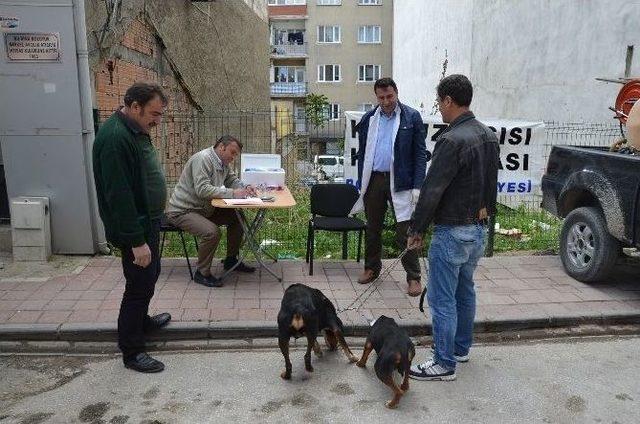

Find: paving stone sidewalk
<box><xmin>1</xmin><ymin>254</ymin><xmax>639</xmax><ymax>332</ymax></box>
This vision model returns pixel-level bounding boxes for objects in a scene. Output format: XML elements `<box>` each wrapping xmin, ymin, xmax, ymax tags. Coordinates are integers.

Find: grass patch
<box><xmin>493</xmin><ymin>204</ymin><xmax>560</xmax><ymax>254</ymax></box>
<box><xmin>160</xmin><ymin>187</ymin><xmax>560</xmax><ymax>259</ymax></box>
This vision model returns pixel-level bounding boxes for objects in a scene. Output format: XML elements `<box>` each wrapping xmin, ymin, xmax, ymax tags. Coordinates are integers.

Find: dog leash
<box><xmin>337</xmin><ymin>247</ymin><xmax>411</xmax><ymax>322</ymax></box>
<box><xmin>418</xmin><ymin>254</ymin><xmax>428</xmax><ymax>313</ymax></box>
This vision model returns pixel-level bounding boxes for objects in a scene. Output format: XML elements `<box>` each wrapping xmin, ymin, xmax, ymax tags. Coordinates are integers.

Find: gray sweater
<box><xmin>167</xmin><ymin>147</ymin><xmax>244</xmax><ymax>215</ymax></box>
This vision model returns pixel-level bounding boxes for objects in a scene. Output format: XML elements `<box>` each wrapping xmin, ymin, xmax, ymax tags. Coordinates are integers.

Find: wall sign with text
<box><xmin>4</xmin><ymin>32</ymin><xmax>60</xmax><ymax>62</ymax></box>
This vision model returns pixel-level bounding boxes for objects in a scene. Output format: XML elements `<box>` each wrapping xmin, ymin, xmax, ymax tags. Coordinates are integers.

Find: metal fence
<box><xmin>492</xmin><ymin>121</ymin><xmax>622</xmax><ymax>254</ymax></box>
<box><xmin>95</xmin><ymin>109</ymin><xmax>623</xmax><ymax>259</ymax></box>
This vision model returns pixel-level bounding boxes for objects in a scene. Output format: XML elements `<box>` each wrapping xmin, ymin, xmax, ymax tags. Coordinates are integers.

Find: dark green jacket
<box><xmin>93</xmin><ymin>111</ymin><xmax>157</xmax><ymax>248</ymax></box>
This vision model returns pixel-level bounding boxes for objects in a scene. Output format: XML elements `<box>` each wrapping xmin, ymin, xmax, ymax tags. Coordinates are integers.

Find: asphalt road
<box><xmin>0</xmin><ymin>336</ymin><xmax>638</xmax><ymax>423</ymax></box>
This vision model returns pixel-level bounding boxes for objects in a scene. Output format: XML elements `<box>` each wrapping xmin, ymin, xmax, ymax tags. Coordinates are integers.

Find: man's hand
<box><xmin>132</xmin><ymin>243</ymin><xmax>152</xmax><ymax>268</ymax></box>
<box><xmin>407</xmin><ymin>233</ymin><xmax>423</xmax><ymax>251</ymax></box>
<box><xmin>233</xmin><ymin>188</ymin><xmax>250</xmax><ymax>198</ymax></box>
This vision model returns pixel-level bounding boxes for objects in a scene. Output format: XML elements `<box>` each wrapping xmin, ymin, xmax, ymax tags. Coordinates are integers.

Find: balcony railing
<box><xmin>270</xmin><ymin>42</ymin><xmax>308</xmax><ymax>57</ymax></box>
<box><xmin>270</xmin><ymin>82</ymin><xmax>308</xmax><ymax>97</ymax></box>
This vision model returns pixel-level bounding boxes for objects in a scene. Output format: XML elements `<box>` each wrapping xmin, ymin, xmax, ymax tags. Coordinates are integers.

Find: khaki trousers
<box><xmin>166</xmin><ymin>209</ymin><xmax>243</xmax><ymax>276</ymax></box>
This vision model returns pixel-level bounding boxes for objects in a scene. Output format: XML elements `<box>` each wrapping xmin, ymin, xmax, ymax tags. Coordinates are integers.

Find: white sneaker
<box><xmin>409</xmin><ymin>359</ymin><xmax>456</xmax><ymax>381</ymax></box>
<box><xmin>431</xmin><ymin>344</ymin><xmax>470</xmax><ymax>363</ymax></box>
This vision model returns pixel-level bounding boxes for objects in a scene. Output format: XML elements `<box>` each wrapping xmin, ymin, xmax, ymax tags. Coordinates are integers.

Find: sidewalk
<box><xmin>1</xmin><ymin>254</ymin><xmax>639</xmax><ymax>341</ymax></box>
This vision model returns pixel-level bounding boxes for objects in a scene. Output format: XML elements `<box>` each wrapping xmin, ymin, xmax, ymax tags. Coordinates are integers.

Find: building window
<box><xmin>274</xmin><ymin>66</ymin><xmax>305</xmax><ymax>82</ymax></box>
<box><xmin>358</xmin><ymin>0</ymin><xmax>381</xmax><ymax>5</ymax></box>
<box><xmin>360</xmin><ymin>103</ymin><xmax>374</xmax><ymax>112</ymax></box>
<box><xmin>318</xmin><ymin>25</ymin><xmax>341</xmax><ymax>43</ymax></box>
<box><xmin>317</xmin><ymin>0</ymin><xmax>341</xmax><ymax>4</ymax></box>
<box><xmin>272</xmin><ymin>29</ymin><xmax>305</xmax><ymax>45</ymax></box>
<box><xmin>326</xmin><ymin>103</ymin><xmax>341</xmax><ymax>120</ymax></box>
<box><xmin>318</xmin><ymin>64</ymin><xmax>341</xmax><ymax>82</ymax></box>
<box><xmin>358</xmin><ymin>25</ymin><xmax>381</xmax><ymax>43</ymax></box>
<box><xmin>358</xmin><ymin>65</ymin><xmax>381</xmax><ymax>82</ymax></box>
<box><xmin>268</xmin><ymin>0</ymin><xmax>306</xmax><ymax>5</ymax></box>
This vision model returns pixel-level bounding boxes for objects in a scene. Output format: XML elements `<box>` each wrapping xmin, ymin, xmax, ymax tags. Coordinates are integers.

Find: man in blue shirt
<box><xmin>351</xmin><ymin>78</ymin><xmax>427</xmax><ymax>296</ymax></box>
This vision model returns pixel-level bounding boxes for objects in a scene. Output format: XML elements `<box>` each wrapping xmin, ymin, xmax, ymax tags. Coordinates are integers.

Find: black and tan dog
<box><xmin>356</xmin><ymin>315</ymin><xmax>415</xmax><ymax>409</ymax></box>
<box><xmin>277</xmin><ymin>283</ymin><xmax>357</xmax><ymax>380</ymax></box>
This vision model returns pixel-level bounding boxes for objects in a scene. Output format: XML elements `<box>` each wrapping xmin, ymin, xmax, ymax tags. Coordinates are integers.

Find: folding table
<box><xmin>211</xmin><ymin>187</ymin><xmax>296</xmax><ymax>282</ymax></box>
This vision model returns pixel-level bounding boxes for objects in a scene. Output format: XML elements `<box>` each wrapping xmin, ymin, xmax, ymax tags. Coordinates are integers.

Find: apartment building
<box><xmin>268</xmin><ymin>0</ymin><xmax>392</xmax><ymax>140</ymax></box>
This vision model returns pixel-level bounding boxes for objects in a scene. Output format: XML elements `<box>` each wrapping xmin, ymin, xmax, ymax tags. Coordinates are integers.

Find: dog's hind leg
<box><xmin>304</xmin><ymin>335</ymin><xmax>316</xmax><ymax>372</ymax></box>
<box><xmin>400</xmin><ymin>345</ymin><xmax>416</xmax><ymax>392</ymax></box>
<box><xmin>400</xmin><ymin>367</ymin><xmax>410</xmax><ymax>392</ymax></box>
<box><xmin>401</xmin><ymin>351</ymin><xmax>413</xmax><ymax>391</ymax></box>
<box><xmin>334</xmin><ymin>329</ymin><xmax>358</xmax><ymax>363</ymax></box>
<box><xmin>324</xmin><ymin>329</ymin><xmax>338</xmax><ymax>351</ymax></box>
<box><xmin>279</xmin><ymin>336</ymin><xmax>292</xmax><ymax>380</ymax></box>
<box><xmin>312</xmin><ymin>339</ymin><xmax>323</xmax><ymax>357</ymax></box>
<box><xmin>382</xmin><ymin>376</ymin><xmax>405</xmax><ymax>409</ymax></box>
<box><xmin>356</xmin><ymin>341</ymin><xmax>373</xmax><ymax>368</ymax></box>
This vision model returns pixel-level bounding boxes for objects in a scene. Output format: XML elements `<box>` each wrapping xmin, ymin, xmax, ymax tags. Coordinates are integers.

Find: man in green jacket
<box><xmin>93</xmin><ymin>82</ymin><xmax>171</xmax><ymax>373</ymax></box>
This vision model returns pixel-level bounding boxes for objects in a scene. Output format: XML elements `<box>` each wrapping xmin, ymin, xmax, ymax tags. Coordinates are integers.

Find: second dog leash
<box><xmin>337</xmin><ymin>247</ymin><xmax>411</xmax><ymax>315</ymax></box>
<box><xmin>418</xmin><ymin>254</ymin><xmax>428</xmax><ymax>312</ymax></box>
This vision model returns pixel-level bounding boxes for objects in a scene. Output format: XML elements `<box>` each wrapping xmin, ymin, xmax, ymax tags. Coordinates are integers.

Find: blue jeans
<box><xmin>427</xmin><ymin>224</ymin><xmax>486</xmax><ymax>370</ymax></box>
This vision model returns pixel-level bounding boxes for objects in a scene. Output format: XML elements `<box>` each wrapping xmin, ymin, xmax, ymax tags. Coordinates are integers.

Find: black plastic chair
<box><xmin>306</xmin><ymin>183</ymin><xmax>366</xmax><ymax>275</ymax></box>
<box><xmin>159</xmin><ymin>215</ymin><xmax>199</xmax><ymax>280</ymax></box>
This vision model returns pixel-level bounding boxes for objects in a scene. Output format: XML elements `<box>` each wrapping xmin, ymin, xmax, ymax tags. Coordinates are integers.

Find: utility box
<box><xmin>240</xmin><ymin>154</ymin><xmax>286</xmax><ymax>188</ymax></box>
<box><xmin>10</xmin><ymin>197</ymin><xmax>51</xmax><ymax>261</ymax></box>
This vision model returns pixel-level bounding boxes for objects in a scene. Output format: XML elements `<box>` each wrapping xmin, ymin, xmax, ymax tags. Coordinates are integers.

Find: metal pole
<box><xmin>73</xmin><ymin>0</ymin><xmax>109</xmax><ymax>254</ymax></box>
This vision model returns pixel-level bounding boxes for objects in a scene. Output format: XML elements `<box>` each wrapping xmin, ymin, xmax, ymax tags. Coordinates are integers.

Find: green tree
<box><xmin>304</xmin><ymin>93</ymin><xmax>330</xmax><ymax>129</ymax></box>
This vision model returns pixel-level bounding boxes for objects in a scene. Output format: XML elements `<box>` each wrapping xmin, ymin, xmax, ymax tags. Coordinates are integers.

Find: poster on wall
<box><xmin>344</xmin><ymin>111</ymin><xmax>546</xmax><ymax>206</ymax></box>
<box><xmin>0</xmin><ymin>15</ymin><xmax>20</xmax><ymax>31</ymax></box>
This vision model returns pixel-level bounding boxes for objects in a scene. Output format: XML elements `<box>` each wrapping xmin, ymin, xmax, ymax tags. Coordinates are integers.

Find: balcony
<box><xmin>270</xmin><ymin>42</ymin><xmax>308</xmax><ymax>58</ymax></box>
<box><xmin>270</xmin><ymin>82</ymin><xmax>308</xmax><ymax>97</ymax></box>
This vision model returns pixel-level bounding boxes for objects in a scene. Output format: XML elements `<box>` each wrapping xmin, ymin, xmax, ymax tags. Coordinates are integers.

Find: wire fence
<box><xmin>95</xmin><ymin>109</ymin><xmax>623</xmax><ymax>259</ymax></box>
<box><xmin>493</xmin><ymin>121</ymin><xmax>622</xmax><ymax>254</ymax></box>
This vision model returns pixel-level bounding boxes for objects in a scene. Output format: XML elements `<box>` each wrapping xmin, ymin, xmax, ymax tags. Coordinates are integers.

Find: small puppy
<box><xmin>277</xmin><ymin>283</ymin><xmax>357</xmax><ymax>380</ymax></box>
<box><xmin>356</xmin><ymin>315</ymin><xmax>415</xmax><ymax>409</ymax></box>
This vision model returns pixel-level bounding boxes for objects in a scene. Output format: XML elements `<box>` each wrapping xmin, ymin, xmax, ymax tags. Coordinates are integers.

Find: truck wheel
<box><xmin>560</xmin><ymin>207</ymin><xmax>620</xmax><ymax>282</ymax></box>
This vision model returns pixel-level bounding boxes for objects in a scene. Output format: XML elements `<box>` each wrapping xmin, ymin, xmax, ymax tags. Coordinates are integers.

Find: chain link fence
<box><xmin>492</xmin><ymin>121</ymin><xmax>622</xmax><ymax>255</ymax></box>
<box><xmin>95</xmin><ymin>109</ymin><xmax>622</xmax><ymax>259</ymax></box>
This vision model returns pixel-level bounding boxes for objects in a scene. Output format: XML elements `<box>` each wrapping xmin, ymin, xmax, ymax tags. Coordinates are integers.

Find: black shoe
<box><xmin>223</xmin><ymin>257</ymin><xmax>256</xmax><ymax>273</ymax></box>
<box><xmin>124</xmin><ymin>353</ymin><xmax>165</xmax><ymax>373</ymax></box>
<box><xmin>193</xmin><ymin>270</ymin><xmax>223</xmax><ymax>287</ymax></box>
<box><xmin>144</xmin><ymin>312</ymin><xmax>171</xmax><ymax>333</ymax></box>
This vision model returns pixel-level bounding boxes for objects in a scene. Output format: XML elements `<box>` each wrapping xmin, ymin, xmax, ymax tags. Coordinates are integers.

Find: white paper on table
<box><xmin>222</xmin><ymin>197</ymin><xmax>264</xmax><ymax>205</ymax></box>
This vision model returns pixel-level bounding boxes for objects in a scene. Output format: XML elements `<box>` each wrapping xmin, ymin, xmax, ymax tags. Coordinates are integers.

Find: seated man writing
<box><xmin>166</xmin><ymin>135</ymin><xmax>256</xmax><ymax>287</ymax></box>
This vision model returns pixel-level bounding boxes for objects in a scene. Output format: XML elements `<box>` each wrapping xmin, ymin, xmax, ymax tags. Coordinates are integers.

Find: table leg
<box><xmin>216</xmin><ymin>209</ymin><xmax>261</xmax><ymax>281</ymax></box>
<box><xmin>235</xmin><ymin>209</ymin><xmax>282</xmax><ymax>282</ymax></box>
<box><xmin>251</xmin><ymin>210</ymin><xmax>278</xmax><ymax>263</ymax></box>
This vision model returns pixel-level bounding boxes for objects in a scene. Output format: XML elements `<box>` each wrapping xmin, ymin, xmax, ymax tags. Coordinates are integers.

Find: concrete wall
<box><xmin>85</xmin><ymin>0</ymin><xmax>270</xmax><ymax>112</ymax></box>
<box><xmin>394</xmin><ymin>0</ymin><xmax>640</xmax><ymax>122</ymax></box>
<box><xmin>392</xmin><ymin>0</ymin><xmax>472</xmax><ymax>113</ymax></box>
<box><xmin>243</xmin><ymin>0</ymin><xmax>269</xmax><ymax>22</ymax></box>
<box><xmin>306</xmin><ymin>0</ymin><xmax>393</xmax><ymax>113</ymax></box>
<box><xmin>0</xmin><ymin>0</ymin><xmax>102</xmax><ymax>253</ymax></box>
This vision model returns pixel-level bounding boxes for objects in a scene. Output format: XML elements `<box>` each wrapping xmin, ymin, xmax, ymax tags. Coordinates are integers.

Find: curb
<box><xmin>1</xmin><ymin>312</ymin><xmax>639</xmax><ymax>342</ymax></box>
